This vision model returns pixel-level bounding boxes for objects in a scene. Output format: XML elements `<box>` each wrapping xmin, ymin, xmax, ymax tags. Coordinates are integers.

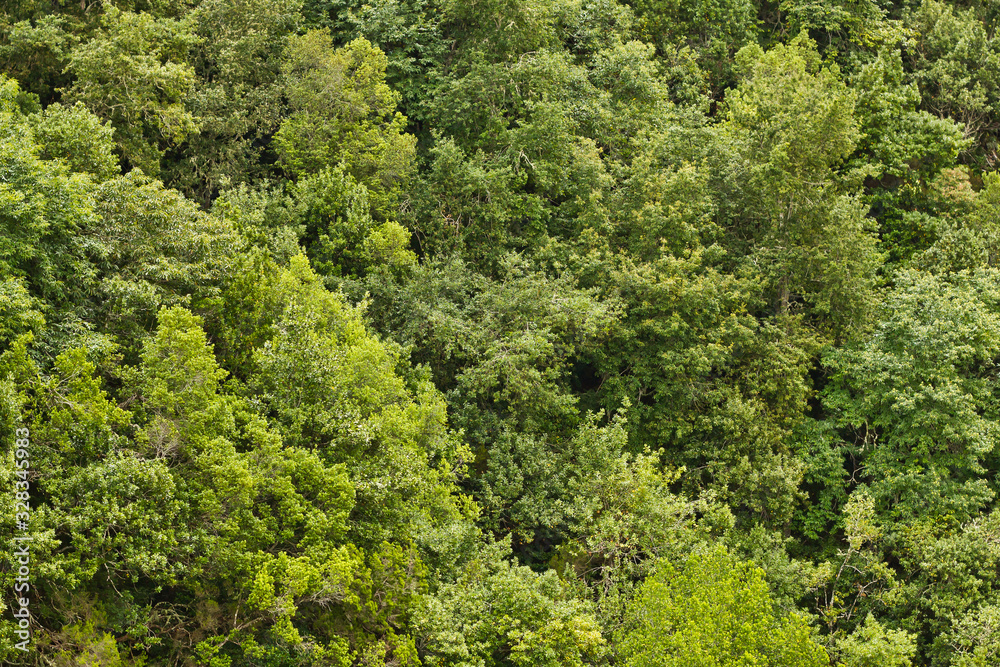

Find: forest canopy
<box><xmin>3</xmin><ymin>0</ymin><xmax>1000</xmax><ymax>665</ymax></box>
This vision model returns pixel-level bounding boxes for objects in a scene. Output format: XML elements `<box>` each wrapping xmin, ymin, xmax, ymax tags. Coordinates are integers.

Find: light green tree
<box><xmin>414</xmin><ymin>540</ymin><xmax>606</xmax><ymax>667</ymax></box>
<box><xmin>618</xmin><ymin>547</ymin><xmax>829</xmax><ymax>667</ymax></box>
<box><xmin>0</xmin><ymin>75</ymin><xmax>99</xmax><ymax>315</ymax></box>
<box><xmin>275</xmin><ymin>32</ymin><xmax>416</xmax><ymax>219</ymax></box>
<box><xmin>836</xmin><ymin>614</ymin><xmax>917</xmax><ymax>667</ymax></box>
<box><xmin>27</xmin><ymin>102</ymin><xmax>119</xmax><ymax>181</ymax></box>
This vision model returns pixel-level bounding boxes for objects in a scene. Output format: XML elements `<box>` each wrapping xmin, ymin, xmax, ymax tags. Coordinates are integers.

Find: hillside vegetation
<box><xmin>3</xmin><ymin>0</ymin><xmax>1000</xmax><ymax>665</ymax></box>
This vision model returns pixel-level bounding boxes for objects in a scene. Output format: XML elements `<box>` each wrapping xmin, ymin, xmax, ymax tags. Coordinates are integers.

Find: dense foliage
<box><xmin>3</xmin><ymin>0</ymin><xmax>1000</xmax><ymax>664</ymax></box>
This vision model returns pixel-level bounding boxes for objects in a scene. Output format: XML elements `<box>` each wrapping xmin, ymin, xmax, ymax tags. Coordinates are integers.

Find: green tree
<box><xmin>847</xmin><ymin>47</ymin><xmax>970</xmax><ymax>264</ymax></box>
<box><xmin>290</xmin><ymin>165</ymin><xmax>415</xmax><ymax>280</ymax></box>
<box><xmin>590</xmin><ymin>245</ymin><xmax>822</xmax><ymax>525</ymax></box>
<box><xmin>904</xmin><ymin>0</ymin><xmax>1000</xmax><ymax>169</ymax></box>
<box><xmin>631</xmin><ymin>0</ymin><xmax>756</xmax><ymax>93</ymax></box>
<box><xmin>0</xmin><ymin>76</ymin><xmax>99</xmax><ymax>320</ymax></box>
<box><xmin>414</xmin><ymin>539</ymin><xmax>606</xmax><ymax>666</ymax></box>
<box><xmin>275</xmin><ymin>32</ymin><xmax>416</xmax><ymax>219</ymax></box>
<box><xmin>618</xmin><ymin>547</ymin><xmax>829</xmax><ymax>667</ymax></box>
<box><xmin>169</xmin><ymin>0</ymin><xmax>302</xmax><ymax>202</ymax></box>
<box><xmin>28</xmin><ymin>102</ymin><xmax>119</xmax><ymax>181</ymax></box>
<box><xmin>720</xmin><ymin>34</ymin><xmax>880</xmax><ymax>336</ymax></box>
<box><xmin>87</xmin><ymin>170</ymin><xmax>240</xmax><ymax>355</ymax></box>
<box><xmin>0</xmin><ymin>13</ymin><xmax>77</xmax><ymax>104</ymax></box>
<box><xmin>836</xmin><ymin>614</ymin><xmax>917</xmax><ymax>667</ymax></box>
<box><xmin>824</xmin><ymin>269</ymin><xmax>1000</xmax><ymax>523</ymax></box>
<box><xmin>62</xmin><ymin>7</ymin><xmax>199</xmax><ymax>175</ymax></box>
<box><xmin>919</xmin><ymin>171</ymin><xmax>1000</xmax><ymax>272</ymax></box>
